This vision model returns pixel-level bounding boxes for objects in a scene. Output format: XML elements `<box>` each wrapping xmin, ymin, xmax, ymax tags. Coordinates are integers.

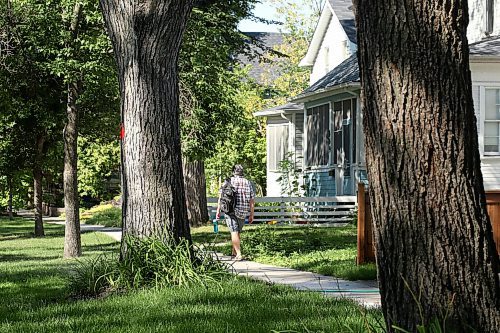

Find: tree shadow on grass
<box><xmin>2</xmin><ymin>278</ymin><xmax>383</xmax><ymax>333</ymax></box>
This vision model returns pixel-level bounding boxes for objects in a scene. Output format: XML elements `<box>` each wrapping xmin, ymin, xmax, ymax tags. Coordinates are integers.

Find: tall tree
<box><xmin>353</xmin><ymin>0</ymin><xmax>500</xmax><ymax>331</ymax></box>
<box><xmin>100</xmin><ymin>0</ymin><xmax>194</xmax><ymax>248</ymax></box>
<box><xmin>62</xmin><ymin>1</ymin><xmax>83</xmax><ymax>258</ymax></box>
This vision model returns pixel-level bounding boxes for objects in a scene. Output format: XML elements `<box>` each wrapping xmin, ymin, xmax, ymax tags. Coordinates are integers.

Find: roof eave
<box><xmin>253</xmin><ymin>107</ymin><xmax>304</xmax><ymax>117</ymax></box>
<box><xmin>292</xmin><ymin>82</ymin><xmax>361</xmax><ymax>103</ymax></box>
<box><xmin>298</xmin><ymin>5</ymin><xmax>333</xmax><ymax>67</ymax></box>
<box><xmin>470</xmin><ymin>55</ymin><xmax>500</xmax><ymax>62</ymax></box>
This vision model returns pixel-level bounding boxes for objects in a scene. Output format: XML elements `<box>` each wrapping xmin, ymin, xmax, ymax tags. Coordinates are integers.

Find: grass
<box><xmin>192</xmin><ymin>224</ymin><xmax>377</xmax><ymax>281</ymax></box>
<box><xmin>0</xmin><ymin>217</ymin><xmax>383</xmax><ymax>333</ymax></box>
<box><xmin>60</xmin><ymin>200</ymin><xmax>377</xmax><ymax>281</ymax></box>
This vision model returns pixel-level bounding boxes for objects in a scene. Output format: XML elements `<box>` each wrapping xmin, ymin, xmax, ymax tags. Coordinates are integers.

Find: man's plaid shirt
<box><xmin>220</xmin><ymin>175</ymin><xmax>255</xmax><ymax>219</ymax></box>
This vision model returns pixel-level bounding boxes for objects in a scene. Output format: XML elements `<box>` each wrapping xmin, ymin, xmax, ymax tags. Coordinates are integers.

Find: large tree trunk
<box><xmin>7</xmin><ymin>175</ymin><xmax>13</xmax><ymax>220</ymax></box>
<box><xmin>63</xmin><ymin>81</ymin><xmax>81</xmax><ymax>258</ymax></box>
<box><xmin>100</xmin><ymin>0</ymin><xmax>194</xmax><ymax>252</ymax></box>
<box><xmin>354</xmin><ymin>1</ymin><xmax>500</xmax><ymax>331</ymax></box>
<box><xmin>33</xmin><ymin>135</ymin><xmax>45</xmax><ymax>237</ymax></box>
<box><xmin>183</xmin><ymin>159</ymin><xmax>208</xmax><ymax>227</ymax></box>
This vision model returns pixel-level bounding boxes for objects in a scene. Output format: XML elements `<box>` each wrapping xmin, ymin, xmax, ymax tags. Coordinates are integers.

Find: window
<box><xmin>267</xmin><ymin>124</ymin><xmax>289</xmax><ymax>171</ymax></box>
<box><xmin>484</xmin><ymin>89</ymin><xmax>500</xmax><ymax>155</ymax></box>
<box><xmin>486</xmin><ymin>0</ymin><xmax>494</xmax><ymax>34</ymax></box>
<box><xmin>306</xmin><ymin>104</ymin><xmax>330</xmax><ymax>167</ymax></box>
<box><xmin>333</xmin><ymin>99</ymin><xmax>356</xmax><ymax>168</ymax></box>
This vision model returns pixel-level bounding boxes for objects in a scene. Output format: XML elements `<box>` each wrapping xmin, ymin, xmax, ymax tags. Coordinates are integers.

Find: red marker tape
<box><xmin>120</xmin><ymin>123</ymin><xmax>125</xmax><ymax>140</ymax></box>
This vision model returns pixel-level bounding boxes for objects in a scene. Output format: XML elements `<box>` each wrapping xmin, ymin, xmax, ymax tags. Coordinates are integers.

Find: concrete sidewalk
<box><xmin>217</xmin><ymin>254</ymin><xmax>380</xmax><ymax>308</ymax></box>
<box><xmin>18</xmin><ymin>210</ymin><xmax>381</xmax><ymax>308</ymax></box>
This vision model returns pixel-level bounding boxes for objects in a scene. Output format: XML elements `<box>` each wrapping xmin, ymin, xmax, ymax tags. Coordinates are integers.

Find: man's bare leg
<box><xmin>231</xmin><ymin>232</ymin><xmax>241</xmax><ymax>258</ymax></box>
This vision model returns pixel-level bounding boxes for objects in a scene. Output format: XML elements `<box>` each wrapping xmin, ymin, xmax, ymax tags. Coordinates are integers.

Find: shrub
<box><xmin>68</xmin><ymin>236</ymin><xmax>229</xmax><ymax>297</ymax></box>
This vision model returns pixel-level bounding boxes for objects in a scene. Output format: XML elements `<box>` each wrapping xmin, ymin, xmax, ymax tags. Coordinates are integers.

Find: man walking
<box><xmin>216</xmin><ymin>164</ymin><xmax>255</xmax><ymax>260</ymax></box>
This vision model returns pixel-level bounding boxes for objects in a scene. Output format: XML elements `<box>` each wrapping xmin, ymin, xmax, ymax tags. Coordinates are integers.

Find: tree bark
<box><xmin>354</xmin><ymin>1</ymin><xmax>500</xmax><ymax>331</ymax></box>
<box><xmin>63</xmin><ymin>2</ymin><xmax>83</xmax><ymax>258</ymax></box>
<box><xmin>7</xmin><ymin>175</ymin><xmax>13</xmax><ymax>220</ymax></box>
<box><xmin>63</xmin><ymin>81</ymin><xmax>81</xmax><ymax>258</ymax></box>
<box><xmin>99</xmin><ymin>0</ymin><xmax>194</xmax><ymax>251</ymax></box>
<box><xmin>183</xmin><ymin>159</ymin><xmax>208</xmax><ymax>227</ymax></box>
<box><xmin>33</xmin><ymin>135</ymin><xmax>45</xmax><ymax>237</ymax></box>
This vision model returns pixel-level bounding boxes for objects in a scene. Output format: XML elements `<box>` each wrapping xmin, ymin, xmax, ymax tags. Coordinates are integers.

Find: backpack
<box><xmin>219</xmin><ymin>178</ymin><xmax>237</xmax><ymax>214</ymax></box>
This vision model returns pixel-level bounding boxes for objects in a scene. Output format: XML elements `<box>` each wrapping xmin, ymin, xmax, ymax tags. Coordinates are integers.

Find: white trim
<box><xmin>290</xmin><ymin>113</ymin><xmax>296</xmax><ymax>161</ymax></box>
<box><xmin>299</xmin><ymin>4</ymin><xmax>333</xmax><ymax>67</ymax></box>
<box><xmin>480</xmin><ymin>86</ymin><xmax>486</xmax><ymax>156</ymax></box>
<box><xmin>483</xmin><ymin>86</ymin><xmax>500</xmax><ymax>156</ymax></box>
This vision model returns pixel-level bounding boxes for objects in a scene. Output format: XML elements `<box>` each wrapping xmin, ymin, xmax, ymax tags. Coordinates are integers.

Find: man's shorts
<box><xmin>225</xmin><ymin>214</ymin><xmax>245</xmax><ymax>232</ymax></box>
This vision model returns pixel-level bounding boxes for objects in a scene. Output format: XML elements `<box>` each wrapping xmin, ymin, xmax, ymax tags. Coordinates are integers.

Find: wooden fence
<box><xmin>486</xmin><ymin>191</ymin><xmax>500</xmax><ymax>255</ymax></box>
<box><xmin>356</xmin><ymin>185</ymin><xmax>500</xmax><ymax>265</ymax></box>
<box><xmin>207</xmin><ymin>196</ymin><xmax>357</xmax><ymax>225</ymax></box>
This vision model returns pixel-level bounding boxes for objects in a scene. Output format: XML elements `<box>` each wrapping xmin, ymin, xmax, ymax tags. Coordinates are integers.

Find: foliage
<box><xmin>77</xmin><ymin>137</ymin><xmax>120</xmax><ymax>200</ymax></box>
<box><xmin>276</xmin><ymin>152</ymin><xmax>304</xmax><ymax>197</ymax></box>
<box><xmin>1</xmin><ymin>217</ymin><xmax>384</xmax><ymax>333</ymax></box>
<box><xmin>204</xmin><ymin>70</ymin><xmax>268</xmax><ymax>196</ymax></box>
<box><xmin>0</xmin><ymin>0</ymin><xmax>119</xmax><ymax>209</ymax></box>
<box><xmin>179</xmin><ymin>2</ymin><xmax>257</xmax><ymax>161</ymax></box>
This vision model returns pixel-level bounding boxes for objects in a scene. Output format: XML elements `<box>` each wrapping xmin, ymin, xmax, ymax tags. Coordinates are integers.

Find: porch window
<box><xmin>306</xmin><ymin>103</ymin><xmax>330</xmax><ymax>167</ymax></box>
<box><xmin>484</xmin><ymin>89</ymin><xmax>500</xmax><ymax>155</ymax></box>
<box><xmin>267</xmin><ymin>124</ymin><xmax>289</xmax><ymax>171</ymax></box>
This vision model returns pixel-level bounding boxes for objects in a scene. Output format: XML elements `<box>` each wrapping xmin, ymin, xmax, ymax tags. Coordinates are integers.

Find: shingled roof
<box><xmin>237</xmin><ymin>32</ymin><xmax>286</xmax><ymax>84</ymax></box>
<box><xmin>295</xmin><ymin>53</ymin><xmax>359</xmax><ymax>100</ymax></box>
<box><xmin>328</xmin><ymin>0</ymin><xmax>357</xmax><ymax>44</ymax></box>
<box><xmin>469</xmin><ymin>36</ymin><xmax>500</xmax><ymax>57</ymax></box>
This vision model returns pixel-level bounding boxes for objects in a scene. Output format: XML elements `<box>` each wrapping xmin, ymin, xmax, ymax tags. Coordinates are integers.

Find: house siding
<box><xmin>310</xmin><ymin>13</ymin><xmax>354</xmax><ymax>85</ymax></box>
<box><xmin>468</xmin><ymin>0</ymin><xmax>500</xmax><ymax>43</ymax></box>
<box><xmin>303</xmin><ymin>170</ymin><xmax>336</xmax><ymax>196</ymax></box>
<box><xmin>470</xmin><ymin>62</ymin><xmax>500</xmax><ymax>191</ymax></box>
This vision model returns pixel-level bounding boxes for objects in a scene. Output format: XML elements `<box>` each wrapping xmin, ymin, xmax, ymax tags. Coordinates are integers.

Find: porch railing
<box><xmin>207</xmin><ymin>196</ymin><xmax>357</xmax><ymax>225</ymax></box>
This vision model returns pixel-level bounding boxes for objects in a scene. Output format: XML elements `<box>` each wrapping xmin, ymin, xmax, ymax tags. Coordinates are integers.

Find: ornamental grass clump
<box><xmin>68</xmin><ymin>236</ymin><xmax>228</xmax><ymax>298</ymax></box>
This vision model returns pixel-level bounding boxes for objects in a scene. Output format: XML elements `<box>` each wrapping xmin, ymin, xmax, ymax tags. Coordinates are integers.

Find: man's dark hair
<box><xmin>233</xmin><ymin>164</ymin><xmax>244</xmax><ymax>176</ymax></box>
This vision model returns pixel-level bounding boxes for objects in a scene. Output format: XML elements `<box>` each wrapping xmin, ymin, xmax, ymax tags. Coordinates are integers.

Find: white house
<box><xmin>255</xmin><ymin>0</ymin><xmax>500</xmax><ymax>197</ymax></box>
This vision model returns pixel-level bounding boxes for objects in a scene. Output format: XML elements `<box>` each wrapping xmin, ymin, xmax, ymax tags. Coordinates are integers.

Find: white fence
<box><xmin>207</xmin><ymin>196</ymin><xmax>357</xmax><ymax>225</ymax></box>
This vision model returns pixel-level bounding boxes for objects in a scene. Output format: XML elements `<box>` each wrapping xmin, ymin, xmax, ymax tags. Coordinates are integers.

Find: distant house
<box><xmin>238</xmin><ymin>32</ymin><xmax>285</xmax><ymax>85</ymax></box>
<box><xmin>255</xmin><ymin>0</ymin><xmax>500</xmax><ymax>197</ymax></box>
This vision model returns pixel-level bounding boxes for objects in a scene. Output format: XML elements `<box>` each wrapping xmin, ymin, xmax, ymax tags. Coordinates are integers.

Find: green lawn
<box><xmin>192</xmin><ymin>224</ymin><xmax>377</xmax><ymax>281</ymax></box>
<box><xmin>73</xmin><ymin>203</ymin><xmax>377</xmax><ymax>281</ymax></box>
<box><xmin>0</xmin><ymin>217</ymin><xmax>383</xmax><ymax>333</ymax></box>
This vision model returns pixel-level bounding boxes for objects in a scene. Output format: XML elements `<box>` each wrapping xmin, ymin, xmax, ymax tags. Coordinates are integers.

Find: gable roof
<box><xmin>469</xmin><ymin>36</ymin><xmax>500</xmax><ymax>58</ymax></box>
<box><xmin>328</xmin><ymin>0</ymin><xmax>357</xmax><ymax>44</ymax></box>
<box><xmin>294</xmin><ymin>53</ymin><xmax>359</xmax><ymax>101</ymax></box>
<box><xmin>299</xmin><ymin>0</ymin><xmax>356</xmax><ymax>67</ymax></box>
<box><xmin>237</xmin><ymin>32</ymin><xmax>286</xmax><ymax>84</ymax></box>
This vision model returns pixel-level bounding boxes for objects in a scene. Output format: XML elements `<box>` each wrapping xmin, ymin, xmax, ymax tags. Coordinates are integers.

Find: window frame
<box><xmin>266</xmin><ymin>123</ymin><xmax>291</xmax><ymax>172</ymax></box>
<box><xmin>483</xmin><ymin>87</ymin><xmax>500</xmax><ymax>156</ymax></box>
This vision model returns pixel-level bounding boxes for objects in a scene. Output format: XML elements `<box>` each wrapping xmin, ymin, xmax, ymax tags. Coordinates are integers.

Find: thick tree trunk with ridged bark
<box><xmin>354</xmin><ymin>0</ymin><xmax>500</xmax><ymax>331</ymax></box>
<box><xmin>100</xmin><ymin>0</ymin><xmax>193</xmax><ymax>251</ymax></box>
<box><xmin>63</xmin><ymin>82</ymin><xmax>81</xmax><ymax>258</ymax></box>
<box><xmin>183</xmin><ymin>159</ymin><xmax>208</xmax><ymax>227</ymax></box>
